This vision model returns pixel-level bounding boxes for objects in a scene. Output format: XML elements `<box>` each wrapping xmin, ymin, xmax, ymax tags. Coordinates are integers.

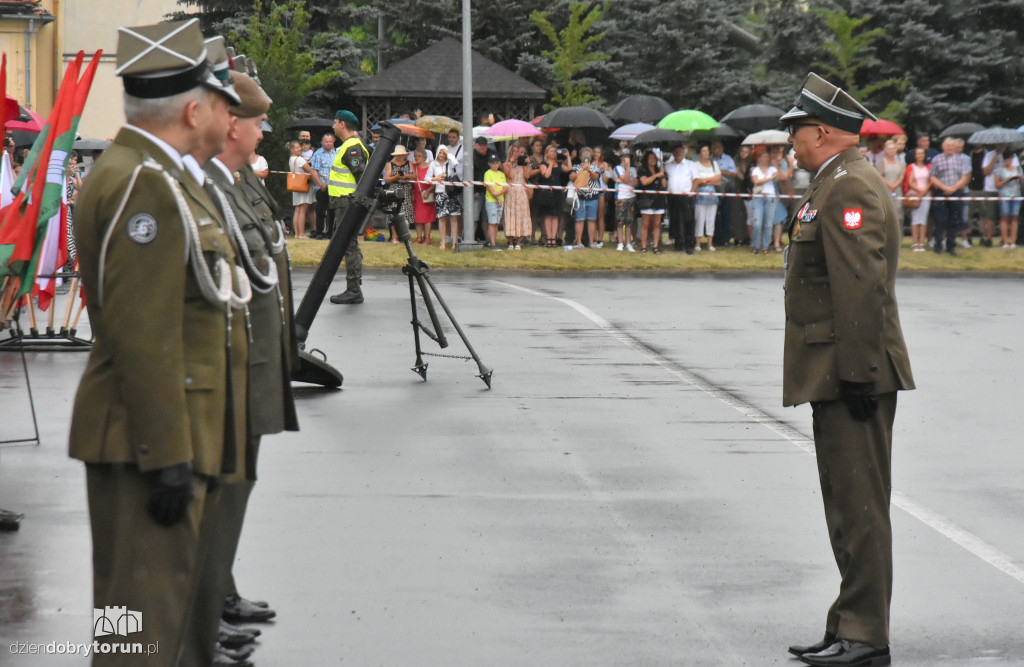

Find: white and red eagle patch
<box><xmin>843</xmin><ymin>209</ymin><xmax>863</xmax><ymax>230</ymax></box>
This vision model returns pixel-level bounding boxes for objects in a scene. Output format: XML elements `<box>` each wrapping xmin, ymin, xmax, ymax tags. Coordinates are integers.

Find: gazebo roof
<box><xmin>0</xmin><ymin>0</ymin><xmax>54</xmax><ymax>20</ymax></box>
<box><xmin>350</xmin><ymin>37</ymin><xmax>546</xmax><ymax>100</ymax></box>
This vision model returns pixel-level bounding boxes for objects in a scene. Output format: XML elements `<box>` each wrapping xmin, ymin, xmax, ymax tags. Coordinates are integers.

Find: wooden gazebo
<box><xmin>348</xmin><ymin>37</ymin><xmax>547</xmax><ymax>134</ymax></box>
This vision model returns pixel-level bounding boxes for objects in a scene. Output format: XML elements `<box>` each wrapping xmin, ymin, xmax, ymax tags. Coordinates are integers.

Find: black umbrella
<box><xmin>632</xmin><ymin>127</ymin><xmax>688</xmax><ymax>145</ymax></box>
<box><xmin>692</xmin><ymin>122</ymin><xmax>742</xmax><ymax>142</ymax></box>
<box><xmin>538</xmin><ymin>106</ymin><xmax>614</xmax><ymax>129</ymax></box>
<box><xmin>940</xmin><ymin>122</ymin><xmax>985</xmax><ymax>139</ymax></box>
<box><xmin>719</xmin><ymin>104</ymin><xmax>786</xmax><ymax>135</ymax></box>
<box><xmin>607</xmin><ymin>94</ymin><xmax>674</xmax><ymax>123</ymax></box>
<box><xmin>73</xmin><ymin>138</ymin><xmax>110</xmax><ymax>151</ymax></box>
<box><xmin>285</xmin><ymin>116</ymin><xmax>334</xmax><ymax>130</ymax></box>
<box><xmin>8</xmin><ymin>129</ymin><xmax>37</xmax><ymax>147</ymax></box>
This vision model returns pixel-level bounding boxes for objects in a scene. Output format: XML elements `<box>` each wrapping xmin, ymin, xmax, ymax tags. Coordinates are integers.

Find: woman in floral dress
<box><xmin>502</xmin><ymin>144</ymin><xmax>533</xmax><ymax>249</ymax></box>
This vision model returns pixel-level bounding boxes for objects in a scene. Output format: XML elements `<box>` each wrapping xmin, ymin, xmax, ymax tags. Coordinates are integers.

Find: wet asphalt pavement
<box><xmin>2</xmin><ymin>268</ymin><xmax>1023</xmax><ymax>666</ymax></box>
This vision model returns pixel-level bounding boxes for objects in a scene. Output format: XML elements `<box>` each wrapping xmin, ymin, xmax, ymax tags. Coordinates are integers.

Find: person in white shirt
<box><xmin>611</xmin><ymin>152</ymin><xmax>638</xmax><ymax>251</ymax></box>
<box><xmin>664</xmin><ymin>144</ymin><xmax>698</xmax><ymax>253</ymax></box>
<box><xmin>979</xmin><ymin>144</ymin><xmax>1017</xmax><ymax>248</ymax></box>
<box><xmin>749</xmin><ymin>149</ymin><xmax>779</xmax><ymax>253</ymax></box>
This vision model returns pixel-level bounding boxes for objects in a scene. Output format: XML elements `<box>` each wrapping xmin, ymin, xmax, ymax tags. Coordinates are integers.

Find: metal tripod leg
<box><xmin>418</xmin><ymin>270</ymin><xmax>493</xmax><ymax>389</ymax></box>
<box><xmin>407</xmin><ymin>271</ymin><xmax>428</xmax><ymax>380</ymax></box>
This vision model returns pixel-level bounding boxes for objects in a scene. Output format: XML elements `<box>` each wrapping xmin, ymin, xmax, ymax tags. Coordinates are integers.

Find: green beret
<box><xmin>335</xmin><ymin>110</ymin><xmax>359</xmax><ymax>125</ymax></box>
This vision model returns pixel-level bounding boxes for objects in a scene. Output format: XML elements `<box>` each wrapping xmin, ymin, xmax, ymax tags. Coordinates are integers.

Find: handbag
<box><xmin>903</xmin><ymin>194</ymin><xmax>921</xmax><ymax>209</ymax></box>
<box><xmin>286</xmin><ymin>172</ymin><xmax>310</xmax><ymax>192</ymax></box>
<box><xmin>420</xmin><ymin>187</ymin><xmax>435</xmax><ymax>204</ymax></box>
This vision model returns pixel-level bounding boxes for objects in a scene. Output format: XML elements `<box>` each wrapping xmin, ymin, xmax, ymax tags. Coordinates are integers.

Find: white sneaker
<box><xmin>514</xmin><ymin>244</ymin><xmax>521</xmax><ymax>250</ymax></box>
<box><xmin>625</xmin><ymin>243</ymin><xmax>635</xmax><ymax>252</ymax></box>
<box><xmin>708</xmin><ymin>245</ymin><xmax>716</xmax><ymax>252</ymax></box>
<box><xmin>616</xmin><ymin>243</ymin><xmax>624</xmax><ymax>251</ymax></box>
<box><xmin>594</xmin><ymin>241</ymin><xmax>604</xmax><ymax>248</ymax></box>
<box><xmin>694</xmin><ymin>245</ymin><xmax>701</xmax><ymax>252</ymax></box>
<box><xmin>960</xmin><ymin>238</ymin><xmax>972</xmax><ymax>249</ymax></box>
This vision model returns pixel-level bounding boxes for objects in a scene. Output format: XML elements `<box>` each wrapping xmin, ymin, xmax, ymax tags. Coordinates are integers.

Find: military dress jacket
<box><xmin>204</xmin><ymin>160</ymin><xmax>298</xmax><ymax>442</ymax></box>
<box><xmin>237</xmin><ymin>165</ymin><xmax>301</xmax><ymax>375</ymax></box>
<box><xmin>69</xmin><ymin>127</ymin><xmax>248</xmax><ymax>477</ymax></box>
<box><xmin>783</xmin><ymin>147</ymin><xmax>915</xmax><ymax>407</ymax></box>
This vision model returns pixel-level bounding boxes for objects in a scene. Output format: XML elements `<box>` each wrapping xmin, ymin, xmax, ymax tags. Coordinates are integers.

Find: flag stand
<box><xmin>0</xmin><ymin>270</ymin><xmax>92</xmax><ymax>352</ymax></box>
<box><xmin>0</xmin><ymin>305</ymin><xmax>40</xmax><ymax>448</ymax></box>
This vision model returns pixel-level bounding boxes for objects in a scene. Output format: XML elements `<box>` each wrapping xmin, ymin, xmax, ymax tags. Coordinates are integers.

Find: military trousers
<box><xmin>86</xmin><ymin>464</ymin><xmax>211</xmax><ymax>667</ymax></box>
<box><xmin>330</xmin><ymin>195</ymin><xmax>363</xmax><ymax>291</ymax></box>
<box><xmin>810</xmin><ymin>392</ymin><xmax>897</xmax><ymax>648</ymax></box>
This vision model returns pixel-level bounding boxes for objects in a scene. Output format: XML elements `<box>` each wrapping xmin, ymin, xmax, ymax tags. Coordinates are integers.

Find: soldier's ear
<box><xmin>182</xmin><ymin>98</ymin><xmax>201</xmax><ymax>131</ymax></box>
<box><xmin>226</xmin><ymin>115</ymin><xmax>240</xmax><ymax>141</ymax></box>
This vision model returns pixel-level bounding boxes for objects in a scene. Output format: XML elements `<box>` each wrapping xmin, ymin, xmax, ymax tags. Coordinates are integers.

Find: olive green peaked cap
<box><xmin>779</xmin><ymin>72</ymin><xmax>876</xmax><ymax>134</ymax></box>
<box><xmin>116</xmin><ymin>19</ymin><xmax>240</xmax><ymax>105</ymax></box>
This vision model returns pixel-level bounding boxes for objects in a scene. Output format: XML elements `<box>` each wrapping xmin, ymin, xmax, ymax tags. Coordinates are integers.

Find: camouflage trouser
<box><xmin>331</xmin><ymin>196</ymin><xmax>362</xmax><ymax>291</ymax></box>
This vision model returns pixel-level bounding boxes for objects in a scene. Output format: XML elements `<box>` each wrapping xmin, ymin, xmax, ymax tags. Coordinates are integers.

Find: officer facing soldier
<box><xmin>779</xmin><ymin>73</ymin><xmax>914</xmax><ymax>667</ymax></box>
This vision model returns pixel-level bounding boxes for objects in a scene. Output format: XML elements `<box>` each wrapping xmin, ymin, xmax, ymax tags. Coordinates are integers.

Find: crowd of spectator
<box><xmin>260</xmin><ymin>116</ymin><xmax>1024</xmax><ymax>254</ymax></box>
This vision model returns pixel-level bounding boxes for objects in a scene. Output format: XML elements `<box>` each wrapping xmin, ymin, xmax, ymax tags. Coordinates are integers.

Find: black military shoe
<box><xmin>800</xmin><ymin>639</ymin><xmax>890</xmax><ymax>666</ymax></box>
<box><xmin>212</xmin><ymin>648</ymin><xmax>253</xmax><ymax>666</ymax></box>
<box><xmin>329</xmin><ymin>289</ymin><xmax>364</xmax><ymax>305</ymax></box>
<box><xmin>221</xmin><ymin>619</ymin><xmax>261</xmax><ymax>637</ymax></box>
<box><xmin>218</xmin><ymin>625</ymin><xmax>257</xmax><ymax>649</ymax></box>
<box><xmin>217</xmin><ymin>642</ymin><xmax>255</xmax><ymax>661</ymax></box>
<box><xmin>789</xmin><ymin>633</ymin><xmax>837</xmax><ymax>657</ymax></box>
<box><xmin>223</xmin><ymin>593</ymin><xmax>276</xmax><ymax>623</ymax></box>
<box><xmin>0</xmin><ymin>508</ymin><xmax>24</xmax><ymax>531</ymax></box>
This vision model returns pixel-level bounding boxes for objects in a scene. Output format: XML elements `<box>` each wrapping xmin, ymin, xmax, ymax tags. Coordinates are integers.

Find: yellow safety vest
<box><xmin>328</xmin><ymin>136</ymin><xmax>368</xmax><ymax>198</ymax></box>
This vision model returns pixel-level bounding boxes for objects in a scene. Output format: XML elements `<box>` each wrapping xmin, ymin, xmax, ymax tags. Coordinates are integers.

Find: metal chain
<box><xmin>421</xmin><ymin>351</ymin><xmax>472</xmax><ymax>361</ymax></box>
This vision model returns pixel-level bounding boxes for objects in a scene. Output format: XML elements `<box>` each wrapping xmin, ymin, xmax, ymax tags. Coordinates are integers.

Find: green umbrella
<box><xmin>657</xmin><ymin>109</ymin><xmax>719</xmax><ymax>132</ymax></box>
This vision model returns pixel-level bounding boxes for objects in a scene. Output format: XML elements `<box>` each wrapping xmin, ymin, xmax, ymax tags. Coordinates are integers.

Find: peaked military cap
<box><xmin>116</xmin><ymin>19</ymin><xmax>240</xmax><ymax>105</ymax></box>
<box><xmin>229</xmin><ymin>72</ymin><xmax>271</xmax><ymax>119</ymax></box>
<box><xmin>204</xmin><ymin>36</ymin><xmax>233</xmax><ymax>86</ymax></box>
<box><xmin>779</xmin><ymin>72</ymin><xmax>876</xmax><ymax>134</ymax></box>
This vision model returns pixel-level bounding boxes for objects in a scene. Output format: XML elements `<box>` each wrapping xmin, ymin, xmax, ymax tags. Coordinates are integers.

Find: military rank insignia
<box><xmin>843</xmin><ymin>209</ymin><xmax>863</xmax><ymax>230</ymax></box>
<box><xmin>126</xmin><ymin>213</ymin><xmax>157</xmax><ymax>244</ymax></box>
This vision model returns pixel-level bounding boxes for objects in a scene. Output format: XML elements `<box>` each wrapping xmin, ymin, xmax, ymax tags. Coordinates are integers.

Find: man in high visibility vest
<box><xmin>328</xmin><ymin>109</ymin><xmax>370</xmax><ymax>304</ymax></box>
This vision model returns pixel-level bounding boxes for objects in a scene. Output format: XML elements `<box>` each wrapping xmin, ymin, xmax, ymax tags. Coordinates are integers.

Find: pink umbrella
<box><xmin>484</xmin><ymin>118</ymin><xmax>545</xmax><ymax>141</ymax></box>
<box><xmin>860</xmin><ymin>118</ymin><xmax>903</xmax><ymax>136</ymax></box>
<box><xmin>6</xmin><ymin>107</ymin><xmax>43</xmax><ymax>132</ymax></box>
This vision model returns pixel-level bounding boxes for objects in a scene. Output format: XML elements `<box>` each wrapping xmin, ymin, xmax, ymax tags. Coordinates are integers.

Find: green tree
<box><xmin>221</xmin><ymin>2</ymin><xmax>342</xmax><ymax>200</ymax></box>
<box><xmin>811</xmin><ymin>7</ymin><xmax>905</xmax><ymax>120</ymax></box>
<box><xmin>530</xmin><ymin>2</ymin><xmax>611</xmax><ymax>109</ymax></box>
<box><xmin>598</xmin><ymin>0</ymin><xmax>769</xmax><ymax>118</ymax></box>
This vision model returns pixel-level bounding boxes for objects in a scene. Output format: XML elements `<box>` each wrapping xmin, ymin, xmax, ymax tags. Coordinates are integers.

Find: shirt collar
<box><xmin>815</xmin><ymin>153</ymin><xmax>840</xmax><ymax>179</ymax></box>
<box><xmin>208</xmin><ymin>157</ymin><xmax>235</xmax><ymax>184</ymax></box>
<box><xmin>181</xmin><ymin>154</ymin><xmax>208</xmax><ymax>186</ymax></box>
<box><xmin>123</xmin><ymin>124</ymin><xmax>184</xmax><ymax>172</ymax></box>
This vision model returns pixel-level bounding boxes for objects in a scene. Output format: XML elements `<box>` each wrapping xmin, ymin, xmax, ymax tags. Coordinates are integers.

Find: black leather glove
<box><xmin>840</xmin><ymin>381</ymin><xmax>878</xmax><ymax>422</ymax></box>
<box><xmin>147</xmin><ymin>462</ymin><xmax>195</xmax><ymax>527</ymax></box>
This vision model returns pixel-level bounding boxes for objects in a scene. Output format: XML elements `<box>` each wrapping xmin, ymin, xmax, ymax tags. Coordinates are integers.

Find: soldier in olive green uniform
<box><xmin>197</xmin><ymin>71</ymin><xmax>300</xmax><ymax>644</ymax></box>
<box><xmin>68</xmin><ymin>19</ymin><xmax>247</xmax><ymax>666</ymax></box>
<box><xmin>327</xmin><ymin>109</ymin><xmax>370</xmax><ymax>304</ymax></box>
<box><xmin>779</xmin><ymin>74</ymin><xmax>914</xmax><ymax>667</ymax></box>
